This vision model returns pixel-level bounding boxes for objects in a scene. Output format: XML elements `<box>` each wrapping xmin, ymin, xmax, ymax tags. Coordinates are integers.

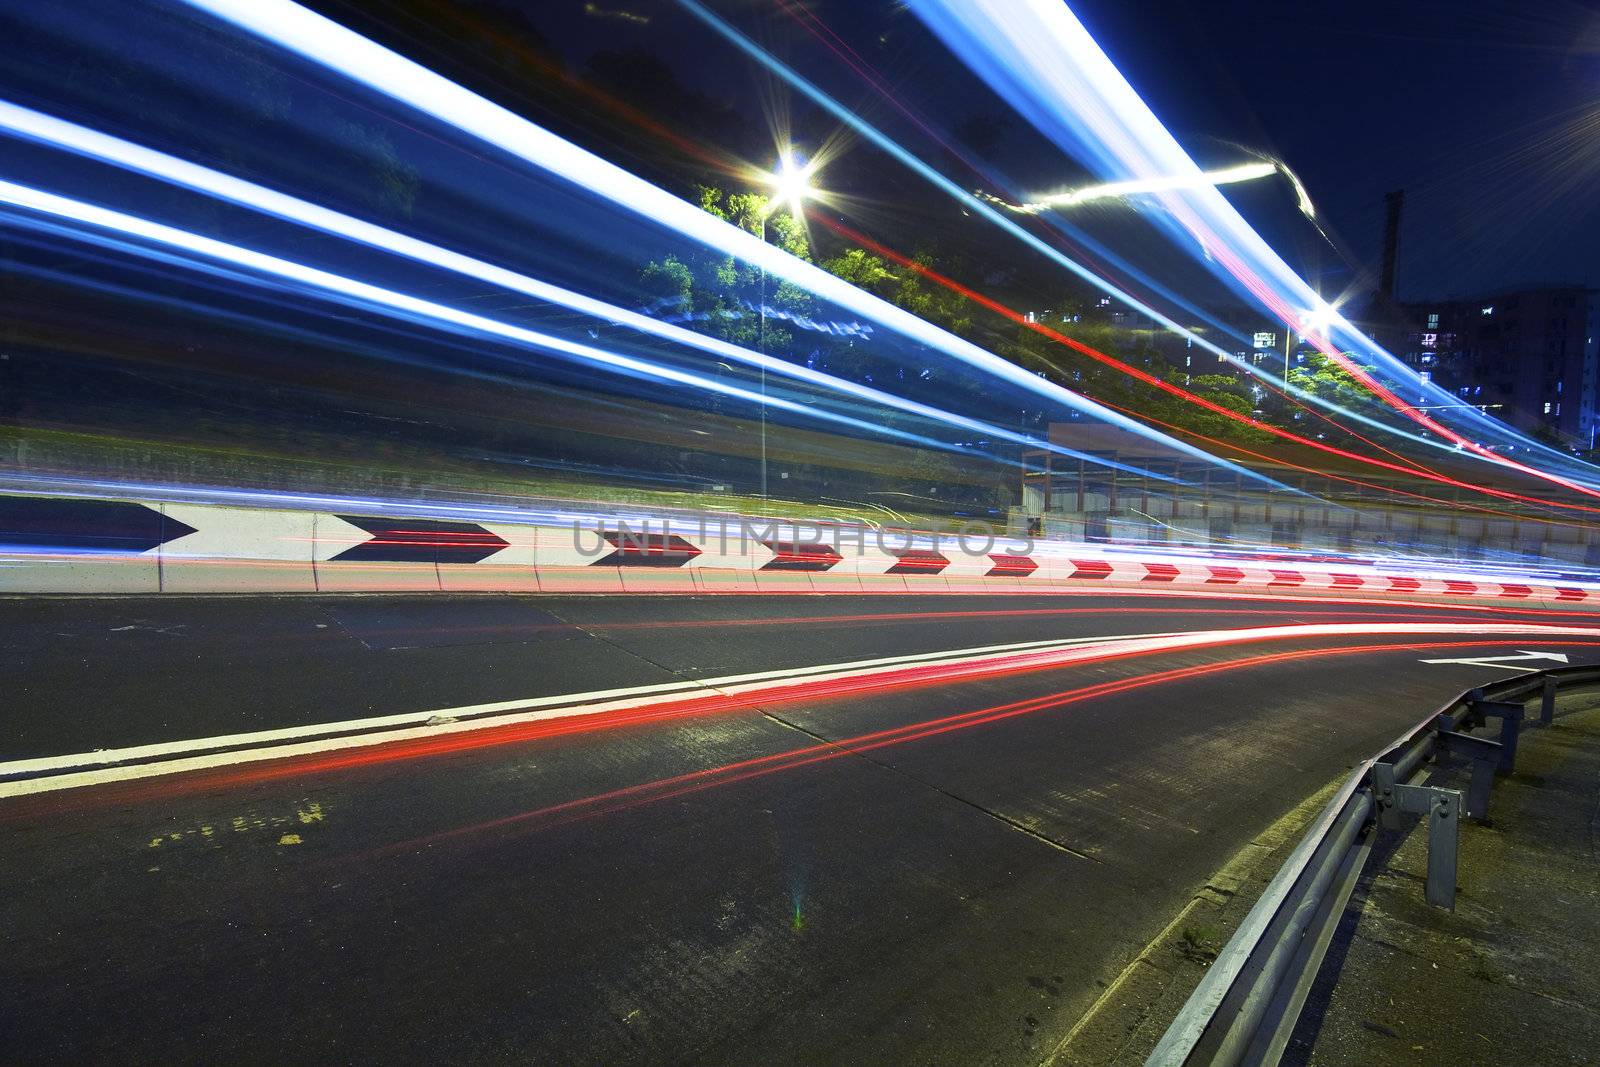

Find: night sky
<box><xmin>502</xmin><ymin>0</ymin><xmax>1600</xmax><ymax>306</ymax></box>
<box><xmin>1073</xmin><ymin>0</ymin><xmax>1600</xmax><ymax>302</ymax></box>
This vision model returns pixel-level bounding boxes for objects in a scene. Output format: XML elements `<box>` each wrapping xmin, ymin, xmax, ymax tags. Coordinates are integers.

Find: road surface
<box><xmin>3</xmin><ymin>592</ymin><xmax>1595</xmax><ymax>1064</ymax></box>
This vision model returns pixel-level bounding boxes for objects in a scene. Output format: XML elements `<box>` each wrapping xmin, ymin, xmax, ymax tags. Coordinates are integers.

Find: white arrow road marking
<box><xmin>1418</xmin><ymin>650</ymin><xmax>1571</xmax><ymax>672</ymax></box>
<box><xmin>4</xmin><ymin>623</ymin><xmax>1599</xmax><ymax>798</ymax></box>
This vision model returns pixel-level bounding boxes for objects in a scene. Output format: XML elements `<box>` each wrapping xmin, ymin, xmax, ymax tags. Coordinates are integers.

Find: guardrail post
<box><xmin>1541</xmin><ymin>677</ymin><xmax>1558</xmax><ymax>725</ymax></box>
<box><xmin>1469</xmin><ymin>699</ymin><xmax>1524</xmax><ymax>773</ymax></box>
<box><xmin>1436</xmin><ymin>730</ymin><xmax>1500</xmax><ymax>821</ymax></box>
<box><xmin>1370</xmin><ymin>762</ymin><xmax>1404</xmax><ymax>831</ymax></box>
<box><xmin>1390</xmin><ymin>782</ymin><xmax>1462</xmax><ymax>909</ymax></box>
<box><xmin>1423</xmin><ymin>789</ymin><xmax>1459</xmax><ymax>909</ymax></box>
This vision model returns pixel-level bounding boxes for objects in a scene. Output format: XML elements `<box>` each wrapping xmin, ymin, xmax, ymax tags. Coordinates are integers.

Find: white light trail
<box><xmin>0</xmin><ymin>101</ymin><xmax>1182</xmax><ymax>481</ymax></box>
<box><xmin>993</xmin><ymin>161</ymin><xmax>1278</xmax><ymax>214</ymax></box>
<box><xmin>0</xmin><ymin>179</ymin><xmax>963</xmax><ymax>450</ymax></box>
<box><xmin>670</xmin><ymin>0</ymin><xmax>1524</xmax><ymax>474</ymax></box>
<box><xmin>173</xmin><ymin>0</ymin><xmax>1296</xmax><ymax>492</ymax></box>
<box><xmin>673</xmin><ymin>0</ymin><xmax>1514</xmax><ymax>466</ymax></box>
<box><xmin>908</xmin><ymin>0</ymin><xmax>1600</xmax><ymax>495</ymax></box>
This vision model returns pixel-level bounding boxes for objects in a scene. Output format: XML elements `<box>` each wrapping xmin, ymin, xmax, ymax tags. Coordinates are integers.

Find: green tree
<box><xmin>820</xmin><ymin>248</ymin><xmax>894</xmax><ymax>296</ymax></box>
<box><xmin>1285</xmin><ymin>352</ymin><xmax>1377</xmax><ymax>412</ymax></box>
<box><xmin>637</xmin><ymin>185</ymin><xmax>815</xmax><ymax>356</ymax></box>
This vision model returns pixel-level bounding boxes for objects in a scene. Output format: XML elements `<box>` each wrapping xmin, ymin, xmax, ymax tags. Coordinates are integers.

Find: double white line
<box><xmin>4</xmin><ymin>622</ymin><xmax>1596</xmax><ymax>798</ymax></box>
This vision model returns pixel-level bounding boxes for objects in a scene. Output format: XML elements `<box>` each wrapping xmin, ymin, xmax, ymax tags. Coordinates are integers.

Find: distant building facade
<box><xmin>1390</xmin><ymin>286</ymin><xmax>1600</xmax><ymax>448</ymax></box>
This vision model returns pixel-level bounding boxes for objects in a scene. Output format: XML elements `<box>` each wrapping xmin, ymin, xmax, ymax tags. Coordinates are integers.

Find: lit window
<box><xmin>1421</xmin><ymin>332</ymin><xmax>1437</xmax><ymax>348</ymax></box>
<box><xmin>1421</xmin><ymin>354</ymin><xmax>1433</xmax><ymax>363</ymax></box>
<box><xmin>1481</xmin><ymin>306</ymin><xmax>1494</xmax><ymax>315</ymax></box>
<box><xmin>1544</xmin><ymin>402</ymin><xmax>1553</xmax><ymax>414</ymax></box>
<box><xmin>1427</xmin><ymin>313</ymin><xmax>1439</xmax><ymax>328</ymax></box>
<box><xmin>1420</xmin><ymin>370</ymin><xmax>1432</xmax><ymax>384</ymax></box>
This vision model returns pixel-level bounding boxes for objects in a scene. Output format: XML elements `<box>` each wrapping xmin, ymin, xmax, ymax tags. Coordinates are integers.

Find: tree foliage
<box><xmin>1286</xmin><ymin>352</ymin><xmax>1377</xmax><ymax>412</ymax></box>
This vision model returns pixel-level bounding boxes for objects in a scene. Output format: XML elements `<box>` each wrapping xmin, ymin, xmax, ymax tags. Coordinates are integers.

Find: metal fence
<box><xmin>1147</xmin><ymin>663</ymin><xmax>1600</xmax><ymax>1067</ymax></box>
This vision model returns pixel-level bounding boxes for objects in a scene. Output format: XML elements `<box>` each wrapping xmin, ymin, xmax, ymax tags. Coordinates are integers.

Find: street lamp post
<box><xmin>758</xmin><ymin>212</ymin><xmax>769</xmax><ymax>501</ymax></box>
<box><xmin>755</xmin><ymin>150</ymin><xmax>818</xmax><ymax>501</ymax></box>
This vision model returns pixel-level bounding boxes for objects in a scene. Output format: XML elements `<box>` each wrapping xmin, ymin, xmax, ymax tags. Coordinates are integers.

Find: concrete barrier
<box><xmin>160</xmin><ymin>503</ymin><xmax>316</xmax><ymax>593</ymax></box>
<box><xmin>3</xmin><ymin>490</ymin><xmax>1598</xmax><ymax>609</ymax></box>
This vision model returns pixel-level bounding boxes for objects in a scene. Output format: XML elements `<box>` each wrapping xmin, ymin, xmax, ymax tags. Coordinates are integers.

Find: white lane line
<box><xmin>0</xmin><ymin>630</ymin><xmax>1191</xmax><ymax>778</ymax></box>
<box><xmin>2</xmin><ymin>630</ymin><xmax>1201</xmax><ymax>798</ymax></box>
<box><xmin>4</xmin><ymin>622</ymin><xmax>1598</xmax><ymax>799</ymax></box>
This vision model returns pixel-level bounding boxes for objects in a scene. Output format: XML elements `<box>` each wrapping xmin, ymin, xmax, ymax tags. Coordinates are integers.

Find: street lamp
<box><xmin>768</xmin><ymin>153</ymin><xmax>815</xmax><ymax>219</ymax></box>
<box><xmin>1285</xmin><ymin>297</ymin><xmax>1342</xmax><ymax>386</ymax></box>
<box><xmin>754</xmin><ymin>150</ymin><xmax>818</xmax><ymax>501</ymax></box>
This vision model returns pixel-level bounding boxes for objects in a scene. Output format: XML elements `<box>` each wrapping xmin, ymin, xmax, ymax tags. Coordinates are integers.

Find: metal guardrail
<box><xmin>1147</xmin><ymin>663</ymin><xmax>1600</xmax><ymax>1067</ymax></box>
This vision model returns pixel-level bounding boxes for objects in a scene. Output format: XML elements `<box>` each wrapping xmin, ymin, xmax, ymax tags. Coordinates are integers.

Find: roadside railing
<box><xmin>1147</xmin><ymin>663</ymin><xmax>1600</xmax><ymax>1067</ymax></box>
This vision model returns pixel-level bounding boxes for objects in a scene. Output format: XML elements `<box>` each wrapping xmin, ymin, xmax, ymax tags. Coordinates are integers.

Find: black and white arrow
<box><xmin>593</xmin><ymin>532</ymin><xmax>703</xmax><ymax>568</ymax></box>
<box><xmin>0</xmin><ymin>496</ymin><xmax>195</xmax><ymax>554</ymax></box>
<box><xmin>760</xmin><ymin>540</ymin><xmax>843</xmax><ymax>572</ymax></box>
<box><xmin>331</xmin><ymin>515</ymin><xmax>510</xmax><ymax>564</ymax></box>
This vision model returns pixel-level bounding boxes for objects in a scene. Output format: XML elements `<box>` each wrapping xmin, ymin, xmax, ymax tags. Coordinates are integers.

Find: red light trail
<box><xmin>10</xmin><ymin>624</ymin><xmax>1599</xmax><ymax>816</ymax></box>
<box><xmin>364</xmin><ymin>637</ymin><xmax>1600</xmax><ymax>853</ymax></box>
<box><xmin>810</xmin><ymin>212</ymin><xmax>1600</xmax><ymax>521</ymax></box>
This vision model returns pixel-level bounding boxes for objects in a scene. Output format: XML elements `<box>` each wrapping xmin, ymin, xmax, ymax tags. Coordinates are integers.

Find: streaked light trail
<box><xmin>0</xmin><ymin>180</ymin><xmax>964</xmax><ymax>454</ymax></box>
<box><xmin>668</xmin><ymin>0</ymin><xmax>1528</xmax><ymax>474</ymax></box>
<box><xmin>810</xmin><ymin>214</ymin><xmax>1600</xmax><ymax>518</ymax></box>
<box><xmin>174</xmin><ymin>0</ymin><xmax>1296</xmax><ymax>493</ymax></box>
<box><xmin>374</xmin><ymin>637</ymin><xmax>1597</xmax><ymax>849</ymax></box>
<box><xmin>981</xmin><ymin>161</ymin><xmax>1286</xmax><ymax>214</ymax></box>
<box><xmin>693</xmin><ymin>0</ymin><xmax>1600</xmax><ymax>494</ymax></box>
<box><xmin>9</xmin><ymin>620</ymin><xmax>1600</xmax><ymax>802</ymax></box>
<box><xmin>907</xmin><ymin>0</ymin><xmax>1600</xmax><ymax>496</ymax></box>
<box><xmin>0</xmin><ymin>106</ymin><xmax>1174</xmax><ymax>484</ymax></box>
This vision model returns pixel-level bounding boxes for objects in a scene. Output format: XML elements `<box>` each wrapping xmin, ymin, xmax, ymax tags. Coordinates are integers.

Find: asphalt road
<box><xmin>3</xmin><ymin>592</ymin><xmax>1597</xmax><ymax>1065</ymax></box>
